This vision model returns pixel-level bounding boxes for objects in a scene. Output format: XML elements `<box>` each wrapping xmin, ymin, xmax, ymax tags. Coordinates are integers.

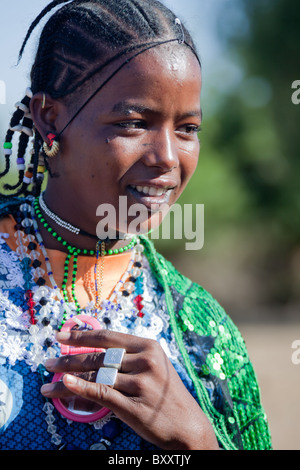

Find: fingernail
<box><xmin>64</xmin><ymin>374</ymin><xmax>78</xmax><ymax>386</ymax></box>
<box><xmin>41</xmin><ymin>383</ymin><xmax>55</xmax><ymax>396</ymax></box>
<box><xmin>44</xmin><ymin>358</ymin><xmax>57</xmax><ymax>370</ymax></box>
<box><xmin>56</xmin><ymin>331</ymin><xmax>71</xmax><ymax>341</ymax></box>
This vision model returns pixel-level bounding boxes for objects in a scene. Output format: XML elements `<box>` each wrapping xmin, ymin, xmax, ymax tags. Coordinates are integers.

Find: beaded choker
<box><xmin>33</xmin><ymin>197</ymin><xmax>135</xmax><ymax>256</ymax></box>
<box><xmin>39</xmin><ymin>192</ymin><xmax>111</xmax><ymax>241</ymax></box>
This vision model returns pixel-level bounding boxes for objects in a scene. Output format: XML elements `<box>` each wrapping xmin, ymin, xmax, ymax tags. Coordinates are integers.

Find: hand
<box><xmin>41</xmin><ymin>329</ymin><xmax>219</xmax><ymax>450</ymax></box>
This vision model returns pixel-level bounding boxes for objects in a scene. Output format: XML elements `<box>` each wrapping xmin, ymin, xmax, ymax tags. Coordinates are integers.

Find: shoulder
<box><xmin>142</xmin><ymin>236</ymin><xmax>251</xmax><ymax>374</ymax></box>
<box><xmin>141</xmin><ymin>236</ymin><xmax>229</xmax><ymax>330</ymax></box>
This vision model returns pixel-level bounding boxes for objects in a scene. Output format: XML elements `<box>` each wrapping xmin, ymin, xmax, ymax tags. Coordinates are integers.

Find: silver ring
<box><xmin>103</xmin><ymin>348</ymin><xmax>126</xmax><ymax>371</ymax></box>
<box><xmin>96</xmin><ymin>367</ymin><xmax>118</xmax><ymax>388</ymax></box>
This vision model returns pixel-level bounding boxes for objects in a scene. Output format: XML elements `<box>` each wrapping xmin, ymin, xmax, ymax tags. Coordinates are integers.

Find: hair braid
<box><xmin>0</xmin><ymin>102</ymin><xmax>26</xmax><ymax>178</ymax></box>
<box><xmin>4</xmin><ymin>115</ymin><xmax>33</xmax><ymax>191</ymax></box>
<box><xmin>18</xmin><ymin>0</ymin><xmax>73</xmax><ymax>63</ymax></box>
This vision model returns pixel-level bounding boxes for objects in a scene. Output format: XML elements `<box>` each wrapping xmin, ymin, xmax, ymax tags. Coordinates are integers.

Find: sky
<box><xmin>0</xmin><ymin>0</ymin><xmax>243</xmax><ymax>128</ymax></box>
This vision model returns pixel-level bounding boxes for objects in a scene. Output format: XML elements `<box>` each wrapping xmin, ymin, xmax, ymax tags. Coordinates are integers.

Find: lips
<box><xmin>126</xmin><ymin>182</ymin><xmax>176</xmax><ymax>211</ymax></box>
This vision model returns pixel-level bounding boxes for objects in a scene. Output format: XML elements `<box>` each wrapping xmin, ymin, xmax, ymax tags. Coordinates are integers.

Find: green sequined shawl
<box><xmin>140</xmin><ymin>235</ymin><xmax>272</xmax><ymax>451</ymax></box>
<box><xmin>0</xmin><ymin>197</ymin><xmax>272</xmax><ymax>450</ymax></box>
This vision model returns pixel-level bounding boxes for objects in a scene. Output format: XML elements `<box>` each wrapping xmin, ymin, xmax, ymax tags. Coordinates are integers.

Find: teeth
<box><xmin>131</xmin><ymin>185</ymin><xmax>167</xmax><ymax>196</ymax></box>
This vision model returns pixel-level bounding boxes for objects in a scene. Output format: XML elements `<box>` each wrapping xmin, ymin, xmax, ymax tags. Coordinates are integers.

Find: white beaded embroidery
<box><xmin>0</xmin><ymin>229</ymin><xmax>182</xmax><ymax>448</ymax></box>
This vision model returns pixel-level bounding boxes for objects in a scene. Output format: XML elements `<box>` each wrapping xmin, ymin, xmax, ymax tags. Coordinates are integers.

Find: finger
<box><xmin>44</xmin><ymin>351</ymin><xmax>137</xmax><ymax>374</ymax></box>
<box><xmin>41</xmin><ymin>369</ymin><xmax>138</xmax><ymax>397</ymax></box>
<box><xmin>41</xmin><ymin>378</ymin><xmax>110</xmax><ymax>414</ymax></box>
<box><xmin>41</xmin><ymin>379</ymin><xmax>74</xmax><ymax>398</ymax></box>
<box><xmin>56</xmin><ymin>328</ymin><xmax>145</xmax><ymax>353</ymax></box>
<box><xmin>62</xmin><ymin>373</ymin><xmax>133</xmax><ymax>415</ymax></box>
<box><xmin>44</xmin><ymin>351</ymin><xmax>106</xmax><ymax>373</ymax></box>
<box><xmin>41</xmin><ymin>370</ymin><xmax>98</xmax><ymax>398</ymax></box>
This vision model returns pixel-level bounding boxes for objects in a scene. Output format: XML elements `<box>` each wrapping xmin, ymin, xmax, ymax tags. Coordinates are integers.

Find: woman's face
<box><xmin>48</xmin><ymin>44</ymin><xmax>202</xmax><ymax>236</ymax></box>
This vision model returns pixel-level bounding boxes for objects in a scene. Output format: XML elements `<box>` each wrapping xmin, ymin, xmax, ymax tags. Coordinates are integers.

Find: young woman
<box><xmin>0</xmin><ymin>0</ymin><xmax>272</xmax><ymax>450</ymax></box>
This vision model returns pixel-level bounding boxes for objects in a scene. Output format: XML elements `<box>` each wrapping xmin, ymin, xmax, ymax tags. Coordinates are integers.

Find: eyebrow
<box><xmin>111</xmin><ymin>100</ymin><xmax>202</xmax><ymax>121</ymax></box>
<box><xmin>180</xmin><ymin>109</ymin><xmax>203</xmax><ymax>121</ymax></box>
<box><xmin>112</xmin><ymin>101</ymin><xmax>150</xmax><ymax>116</ymax></box>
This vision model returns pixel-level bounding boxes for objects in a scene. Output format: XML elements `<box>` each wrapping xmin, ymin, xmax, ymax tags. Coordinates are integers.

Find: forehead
<box><xmin>84</xmin><ymin>44</ymin><xmax>202</xmax><ymax>112</ymax></box>
<box><xmin>131</xmin><ymin>42</ymin><xmax>200</xmax><ymax>73</ymax></box>
<box><xmin>122</xmin><ymin>44</ymin><xmax>201</xmax><ymax>89</ymax></box>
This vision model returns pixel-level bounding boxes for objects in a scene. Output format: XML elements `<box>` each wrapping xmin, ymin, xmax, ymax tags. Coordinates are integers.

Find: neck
<box><xmin>37</xmin><ymin>218</ymin><xmax>131</xmax><ymax>254</ymax></box>
<box><xmin>36</xmin><ymin>191</ymin><xmax>132</xmax><ymax>254</ymax></box>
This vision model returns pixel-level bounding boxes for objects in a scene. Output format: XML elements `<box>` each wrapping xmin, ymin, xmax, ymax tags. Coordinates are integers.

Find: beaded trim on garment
<box><xmin>0</xmin><ymin>233</ymin><xmax>185</xmax><ymax>448</ymax></box>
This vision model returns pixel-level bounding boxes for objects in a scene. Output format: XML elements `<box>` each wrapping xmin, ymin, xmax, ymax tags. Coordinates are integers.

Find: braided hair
<box><xmin>0</xmin><ymin>0</ymin><xmax>200</xmax><ymax>199</ymax></box>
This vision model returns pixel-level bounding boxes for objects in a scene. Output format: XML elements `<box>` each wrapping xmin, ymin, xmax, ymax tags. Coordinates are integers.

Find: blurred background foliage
<box><xmin>156</xmin><ymin>0</ymin><xmax>300</xmax><ymax>323</ymax></box>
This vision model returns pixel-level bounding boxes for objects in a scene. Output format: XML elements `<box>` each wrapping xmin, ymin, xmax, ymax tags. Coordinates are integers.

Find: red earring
<box><xmin>42</xmin><ymin>133</ymin><xmax>60</xmax><ymax>158</ymax></box>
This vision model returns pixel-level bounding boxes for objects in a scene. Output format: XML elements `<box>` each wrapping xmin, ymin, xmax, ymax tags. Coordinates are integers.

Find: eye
<box><xmin>177</xmin><ymin>124</ymin><xmax>202</xmax><ymax>135</ymax></box>
<box><xmin>115</xmin><ymin>120</ymin><xmax>147</xmax><ymax>130</ymax></box>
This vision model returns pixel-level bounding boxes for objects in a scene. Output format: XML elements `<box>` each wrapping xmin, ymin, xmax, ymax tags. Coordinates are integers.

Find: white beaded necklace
<box><xmin>39</xmin><ymin>192</ymin><xmax>80</xmax><ymax>235</ymax></box>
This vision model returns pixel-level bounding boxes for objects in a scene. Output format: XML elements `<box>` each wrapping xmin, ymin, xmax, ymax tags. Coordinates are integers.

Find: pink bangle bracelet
<box><xmin>51</xmin><ymin>314</ymin><xmax>110</xmax><ymax>423</ymax></box>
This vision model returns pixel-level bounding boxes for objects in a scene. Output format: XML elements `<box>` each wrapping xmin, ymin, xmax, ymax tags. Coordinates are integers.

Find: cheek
<box><xmin>178</xmin><ymin>144</ymin><xmax>200</xmax><ymax>189</ymax></box>
<box><xmin>98</xmin><ymin>136</ymin><xmax>147</xmax><ymax>183</ymax></box>
<box><xmin>66</xmin><ymin>135</ymin><xmax>127</xmax><ymax>181</ymax></box>
<box><xmin>101</xmin><ymin>140</ymin><xmax>138</xmax><ymax>178</ymax></box>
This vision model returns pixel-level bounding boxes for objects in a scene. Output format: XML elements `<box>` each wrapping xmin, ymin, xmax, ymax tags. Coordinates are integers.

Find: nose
<box><xmin>142</xmin><ymin>128</ymin><xmax>179</xmax><ymax>172</ymax></box>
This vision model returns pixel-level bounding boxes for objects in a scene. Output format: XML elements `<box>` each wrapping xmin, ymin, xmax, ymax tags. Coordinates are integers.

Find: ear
<box><xmin>30</xmin><ymin>92</ymin><xmax>64</xmax><ymax>143</ymax></box>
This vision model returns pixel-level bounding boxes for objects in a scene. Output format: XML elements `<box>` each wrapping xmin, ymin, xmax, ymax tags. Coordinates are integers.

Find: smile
<box><xmin>129</xmin><ymin>185</ymin><xmax>171</xmax><ymax>196</ymax></box>
<box><xmin>126</xmin><ymin>184</ymin><xmax>175</xmax><ymax>212</ymax></box>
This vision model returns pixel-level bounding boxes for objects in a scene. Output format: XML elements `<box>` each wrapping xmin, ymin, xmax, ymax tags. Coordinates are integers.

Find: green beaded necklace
<box><xmin>33</xmin><ymin>198</ymin><xmax>136</xmax><ymax>256</ymax></box>
<box><xmin>33</xmin><ymin>197</ymin><xmax>137</xmax><ymax>312</ymax></box>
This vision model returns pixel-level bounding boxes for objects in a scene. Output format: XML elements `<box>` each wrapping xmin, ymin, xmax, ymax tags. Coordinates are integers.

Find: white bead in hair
<box><xmin>175</xmin><ymin>17</ymin><xmax>185</xmax><ymax>44</ymax></box>
<box><xmin>10</xmin><ymin>124</ymin><xmax>33</xmax><ymax>137</ymax></box>
<box><xmin>26</xmin><ymin>87</ymin><xmax>33</xmax><ymax>99</ymax></box>
<box><xmin>23</xmin><ymin>175</ymin><xmax>33</xmax><ymax>184</ymax></box>
<box><xmin>15</xmin><ymin>101</ymin><xmax>30</xmax><ymax>113</ymax></box>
